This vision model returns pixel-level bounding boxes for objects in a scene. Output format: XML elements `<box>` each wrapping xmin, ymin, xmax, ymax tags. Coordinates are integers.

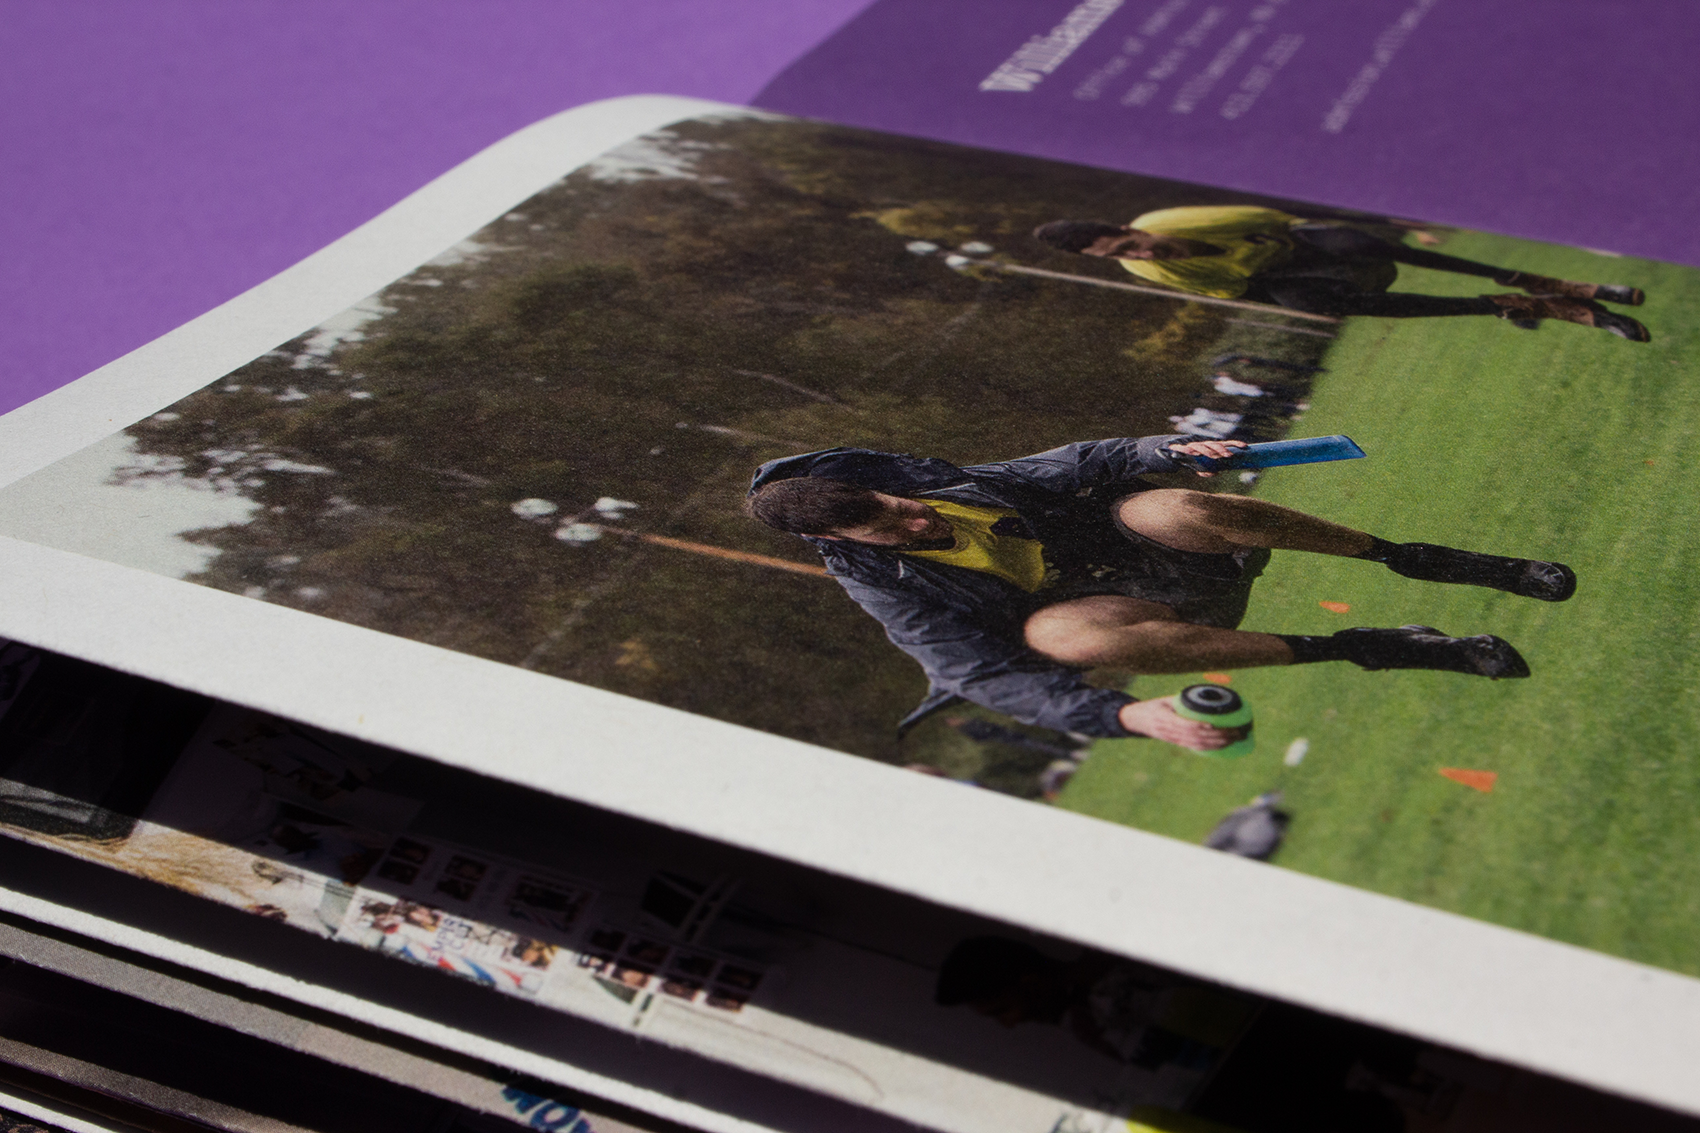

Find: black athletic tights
<box><xmin>1248</xmin><ymin>224</ymin><xmax>1507</xmax><ymax>318</ymax></box>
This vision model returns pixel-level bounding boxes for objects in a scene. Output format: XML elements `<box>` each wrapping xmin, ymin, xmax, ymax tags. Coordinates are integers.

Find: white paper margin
<box><xmin>0</xmin><ymin>94</ymin><xmax>1694</xmax><ymax>1116</ymax></box>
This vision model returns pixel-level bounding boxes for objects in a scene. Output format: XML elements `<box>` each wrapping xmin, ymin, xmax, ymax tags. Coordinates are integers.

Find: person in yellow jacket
<box><xmin>1033</xmin><ymin>205</ymin><xmax>1649</xmax><ymax>341</ymax></box>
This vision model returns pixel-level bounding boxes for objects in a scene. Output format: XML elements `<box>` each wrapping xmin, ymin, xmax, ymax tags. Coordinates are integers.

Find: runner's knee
<box><xmin>1116</xmin><ymin>488</ymin><xmax>1208</xmax><ymax>530</ymax></box>
<box><xmin>1023</xmin><ymin>597</ymin><xmax>1177</xmax><ymax>666</ymax></box>
<box><xmin>1117</xmin><ymin>490</ymin><xmax>1237</xmax><ymax>553</ymax></box>
<box><xmin>1025</xmin><ymin>625</ymin><xmax>1114</xmax><ymax>666</ymax></box>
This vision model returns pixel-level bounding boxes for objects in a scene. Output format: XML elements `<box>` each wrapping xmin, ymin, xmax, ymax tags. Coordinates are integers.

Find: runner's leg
<box><xmin>1253</xmin><ymin>276</ymin><xmax>1499</xmax><ymax>318</ymax></box>
<box><xmin>1115</xmin><ymin>489</ymin><xmax>1374</xmax><ymax>556</ymax></box>
<box><xmin>1258</xmin><ymin>277</ymin><xmax>1648</xmax><ymax>338</ymax></box>
<box><xmin>1289</xmin><ymin>223</ymin><xmax>1645</xmax><ymax>303</ymax></box>
<box><xmin>1023</xmin><ymin>595</ymin><xmax>1293</xmax><ymax>669</ymax></box>
<box><xmin>1116</xmin><ymin>490</ymin><xmax>1575</xmax><ymax>601</ymax></box>
<box><xmin>1021</xmin><ymin>596</ymin><xmax>1528</xmax><ymax>678</ymax></box>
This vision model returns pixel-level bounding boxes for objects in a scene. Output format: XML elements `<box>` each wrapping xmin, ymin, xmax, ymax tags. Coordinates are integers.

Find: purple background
<box><xmin>11</xmin><ymin>2</ymin><xmax>1695</xmax><ymax>423</ymax></box>
<box><xmin>1</xmin><ymin>1</ymin><xmax>870</xmax><ymax>418</ymax></box>
<box><xmin>760</xmin><ymin>1</ymin><xmax>1700</xmax><ymax>269</ymax></box>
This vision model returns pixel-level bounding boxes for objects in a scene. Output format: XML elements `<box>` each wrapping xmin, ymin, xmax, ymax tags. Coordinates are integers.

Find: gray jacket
<box><xmin>748</xmin><ymin>435</ymin><xmax>1190</xmax><ymax>737</ymax></box>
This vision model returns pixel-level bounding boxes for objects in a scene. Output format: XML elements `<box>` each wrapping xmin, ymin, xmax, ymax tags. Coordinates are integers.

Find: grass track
<box><xmin>1057</xmin><ymin>233</ymin><xmax>1700</xmax><ymax>975</ymax></box>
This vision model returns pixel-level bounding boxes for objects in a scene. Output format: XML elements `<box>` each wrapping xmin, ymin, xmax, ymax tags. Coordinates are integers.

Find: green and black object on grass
<box><xmin>1172</xmin><ymin>684</ymin><xmax>1255</xmax><ymax>759</ymax></box>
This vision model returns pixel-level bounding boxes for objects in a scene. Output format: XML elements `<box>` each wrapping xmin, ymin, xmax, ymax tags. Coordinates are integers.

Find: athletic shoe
<box><xmin>1382</xmin><ymin>542</ymin><xmax>1577</xmax><ymax>602</ymax></box>
<box><xmin>1486</xmin><ymin>294</ymin><xmax>1650</xmax><ymax>342</ymax></box>
<box><xmin>1589</xmin><ymin>305</ymin><xmax>1653</xmax><ymax>342</ymax></box>
<box><xmin>1592</xmin><ymin>283</ymin><xmax>1645</xmax><ymax>306</ymax></box>
<box><xmin>1333</xmin><ymin>625</ymin><xmax>1531</xmax><ymax>679</ymax></box>
<box><xmin>1499</xmin><ymin>272</ymin><xmax>1645</xmax><ymax>306</ymax></box>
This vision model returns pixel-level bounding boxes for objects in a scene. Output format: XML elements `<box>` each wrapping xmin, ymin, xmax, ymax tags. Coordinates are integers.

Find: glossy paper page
<box><xmin>0</xmin><ymin>97</ymin><xmax>1696</xmax><ymax>1114</ymax></box>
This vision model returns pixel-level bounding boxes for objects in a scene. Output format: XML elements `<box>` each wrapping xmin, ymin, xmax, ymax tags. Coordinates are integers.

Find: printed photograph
<box><xmin>505</xmin><ymin>874</ymin><xmax>591</xmax><ymax>932</ymax></box>
<box><xmin>2</xmin><ymin>110</ymin><xmax>1696</xmax><ymax>978</ymax></box>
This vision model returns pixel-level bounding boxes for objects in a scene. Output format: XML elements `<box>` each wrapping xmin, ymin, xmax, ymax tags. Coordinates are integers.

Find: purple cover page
<box><xmin>0</xmin><ymin>1</ymin><xmax>870</xmax><ymax>419</ymax></box>
<box><xmin>757</xmin><ymin>0</ymin><xmax>1700</xmax><ymax>266</ymax></box>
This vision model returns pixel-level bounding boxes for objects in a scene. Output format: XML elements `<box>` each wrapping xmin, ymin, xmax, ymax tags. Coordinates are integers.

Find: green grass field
<box><xmin>1056</xmin><ymin>233</ymin><xmax>1700</xmax><ymax>976</ymax></box>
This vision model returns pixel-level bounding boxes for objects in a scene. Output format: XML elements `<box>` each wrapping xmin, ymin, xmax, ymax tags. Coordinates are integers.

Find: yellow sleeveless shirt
<box><xmin>899</xmin><ymin>500</ymin><xmax>1049</xmax><ymax>592</ymax></box>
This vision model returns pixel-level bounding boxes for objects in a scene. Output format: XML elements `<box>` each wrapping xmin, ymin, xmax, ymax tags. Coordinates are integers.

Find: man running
<box><xmin>1033</xmin><ymin>206</ymin><xmax>1649</xmax><ymax>341</ymax></box>
<box><xmin>745</xmin><ymin>436</ymin><xmax>1573</xmax><ymax>751</ymax></box>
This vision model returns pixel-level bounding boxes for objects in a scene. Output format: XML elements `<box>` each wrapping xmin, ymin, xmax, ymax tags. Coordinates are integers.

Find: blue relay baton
<box><xmin>1167</xmin><ymin>435</ymin><xmax>1366</xmax><ymax>472</ymax></box>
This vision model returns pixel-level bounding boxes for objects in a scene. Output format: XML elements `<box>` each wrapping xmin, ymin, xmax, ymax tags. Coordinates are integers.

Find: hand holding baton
<box><xmin>1166</xmin><ymin>435</ymin><xmax>1366</xmax><ymax>473</ymax></box>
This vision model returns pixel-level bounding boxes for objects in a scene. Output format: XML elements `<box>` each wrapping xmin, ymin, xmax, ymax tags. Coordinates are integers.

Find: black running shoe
<box><xmin>1591</xmin><ymin>305</ymin><xmax>1652</xmax><ymax>342</ymax></box>
<box><xmin>1593</xmin><ymin>283</ymin><xmax>1645</xmax><ymax>306</ymax></box>
<box><xmin>1382</xmin><ymin>542</ymin><xmax>1577</xmax><ymax>602</ymax></box>
<box><xmin>1333</xmin><ymin>625</ymin><xmax>1531</xmax><ymax>679</ymax></box>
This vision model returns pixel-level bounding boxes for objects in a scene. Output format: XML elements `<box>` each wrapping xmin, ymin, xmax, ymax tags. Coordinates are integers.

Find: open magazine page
<box><xmin>756</xmin><ymin>0</ymin><xmax>1700</xmax><ymax>267</ymax></box>
<box><xmin>0</xmin><ymin>919</ymin><xmax>670</xmax><ymax>1133</ymax></box>
<box><xmin>0</xmin><ymin>97</ymin><xmax>1696</xmax><ymax>1110</ymax></box>
<box><xmin>0</xmin><ymin>648</ymin><xmax>1200</xmax><ymax>1133</ymax></box>
<box><xmin>2</xmin><ymin>647</ymin><xmax>1696</xmax><ymax>1133</ymax></box>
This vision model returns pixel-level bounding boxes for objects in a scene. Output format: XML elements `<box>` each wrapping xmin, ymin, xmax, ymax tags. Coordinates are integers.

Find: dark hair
<box><xmin>1032</xmin><ymin>220</ymin><xmax>1127</xmax><ymax>253</ymax></box>
<box><xmin>745</xmin><ymin>477</ymin><xmax>886</xmax><ymax>535</ymax></box>
<box><xmin>934</xmin><ymin>937</ymin><xmax>1054</xmax><ymax>1006</ymax></box>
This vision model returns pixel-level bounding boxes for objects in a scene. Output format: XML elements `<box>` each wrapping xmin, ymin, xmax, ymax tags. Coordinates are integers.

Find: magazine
<box><xmin>0</xmin><ymin>96</ymin><xmax>1696</xmax><ymax>1115</ymax></box>
<box><xmin>1</xmin><ymin>647</ymin><xmax>1691</xmax><ymax>1133</ymax></box>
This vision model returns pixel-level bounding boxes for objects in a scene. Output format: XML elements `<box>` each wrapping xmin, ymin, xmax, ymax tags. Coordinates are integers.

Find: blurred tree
<box><xmin>123</xmin><ymin>115</ymin><xmax>1325</xmax><ymax>773</ymax></box>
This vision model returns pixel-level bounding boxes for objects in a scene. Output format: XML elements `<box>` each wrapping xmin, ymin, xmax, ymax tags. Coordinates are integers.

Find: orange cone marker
<box><xmin>1319</xmin><ymin>600</ymin><xmax>1351</xmax><ymax>613</ymax></box>
<box><xmin>1201</xmin><ymin>672</ymin><xmax>1232</xmax><ymax>684</ymax></box>
<box><xmin>1439</xmin><ymin>768</ymin><xmax>1497</xmax><ymax>793</ymax></box>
